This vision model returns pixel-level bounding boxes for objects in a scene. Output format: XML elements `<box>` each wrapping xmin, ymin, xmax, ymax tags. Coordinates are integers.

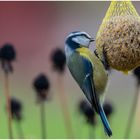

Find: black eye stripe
<box><xmin>82</xmin><ymin>34</ymin><xmax>90</xmax><ymax>39</ymax></box>
<box><xmin>72</xmin><ymin>34</ymin><xmax>90</xmax><ymax>39</ymax></box>
<box><xmin>68</xmin><ymin>32</ymin><xmax>87</xmax><ymax>37</ymax></box>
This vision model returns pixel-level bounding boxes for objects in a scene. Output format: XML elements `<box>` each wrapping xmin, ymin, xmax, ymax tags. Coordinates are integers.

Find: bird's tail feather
<box><xmin>99</xmin><ymin>104</ymin><xmax>112</xmax><ymax>137</ymax></box>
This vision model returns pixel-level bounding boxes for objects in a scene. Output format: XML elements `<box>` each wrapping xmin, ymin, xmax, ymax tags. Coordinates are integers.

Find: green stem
<box><xmin>4</xmin><ymin>72</ymin><xmax>13</xmax><ymax>139</ymax></box>
<box><xmin>15</xmin><ymin>121</ymin><xmax>24</xmax><ymax>138</ymax></box>
<box><xmin>57</xmin><ymin>75</ymin><xmax>74</xmax><ymax>138</ymax></box>
<box><xmin>40</xmin><ymin>102</ymin><xmax>46</xmax><ymax>139</ymax></box>
<box><xmin>124</xmin><ymin>84</ymin><xmax>140</xmax><ymax>138</ymax></box>
<box><xmin>89</xmin><ymin>125</ymin><xmax>95</xmax><ymax>139</ymax></box>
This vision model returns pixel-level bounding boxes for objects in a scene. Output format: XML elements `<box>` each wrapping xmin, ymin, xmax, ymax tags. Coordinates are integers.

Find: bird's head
<box><xmin>65</xmin><ymin>31</ymin><xmax>94</xmax><ymax>50</ymax></box>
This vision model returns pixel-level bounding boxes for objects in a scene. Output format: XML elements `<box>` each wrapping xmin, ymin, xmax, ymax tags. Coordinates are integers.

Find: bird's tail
<box><xmin>99</xmin><ymin>104</ymin><xmax>112</xmax><ymax>137</ymax></box>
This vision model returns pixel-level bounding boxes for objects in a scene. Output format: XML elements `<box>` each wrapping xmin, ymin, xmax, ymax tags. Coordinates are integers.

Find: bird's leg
<box><xmin>102</xmin><ymin>48</ymin><xmax>110</xmax><ymax>71</ymax></box>
<box><xmin>94</xmin><ymin>49</ymin><xmax>100</xmax><ymax>59</ymax></box>
<box><xmin>94</xmin><ymin>49</ymin><xmax>109</xmax><ymax>70</ymax></box>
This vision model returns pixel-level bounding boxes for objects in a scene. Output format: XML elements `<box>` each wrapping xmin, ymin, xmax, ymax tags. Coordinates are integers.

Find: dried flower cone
<box><xmin>96</xmin><ymin>1</ymin><xmax>140</xmax><ymax>71</ymax></box>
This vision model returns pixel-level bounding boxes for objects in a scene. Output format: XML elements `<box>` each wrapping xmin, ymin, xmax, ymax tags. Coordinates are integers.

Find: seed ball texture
<box><xmin>96</xmin><ymin>15</ymin><xmax>140</xmax><ymax>71</ymax></box>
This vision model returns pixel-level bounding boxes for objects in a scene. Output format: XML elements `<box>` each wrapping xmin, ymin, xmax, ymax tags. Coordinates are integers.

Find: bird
<box><xmin>65</xmin><ymin>31</ymin><xmax>112</xmax><ymax>137</ymax></box>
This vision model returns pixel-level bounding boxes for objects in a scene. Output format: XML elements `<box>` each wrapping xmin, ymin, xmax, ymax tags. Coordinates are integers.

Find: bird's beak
<box><xmin>90</xmin><ymin>38</ymin><xmax>95</xmax><ymax>42</ymax></box>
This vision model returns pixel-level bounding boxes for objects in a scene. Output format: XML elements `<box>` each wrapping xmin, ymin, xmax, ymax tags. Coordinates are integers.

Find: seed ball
<box><xmin>96</xmin><ymin>15</ymin><xmax>140</xmax><ymax>71</ymax></box>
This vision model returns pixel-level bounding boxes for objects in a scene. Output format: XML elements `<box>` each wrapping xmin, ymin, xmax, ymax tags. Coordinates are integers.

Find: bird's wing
<box><xmin>68</xmin><ymin>51</ymin><xmax>112</xmax><ymax>137</ymax></box>
<box><xmin>67</xmin><ymin>51</ymin><xmax>93</xmax><ymax>103</ymax></box>
<box><xmin>83</xmin><ymin>71</ymin><xmax>112</xmax><ymax>137</ymax></box>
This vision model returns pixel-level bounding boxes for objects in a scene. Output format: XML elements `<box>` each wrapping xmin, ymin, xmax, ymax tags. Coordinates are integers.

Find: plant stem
<box><xmin>15</xmin><ymin>121</ymin><xmax>24</xmax><ymax>138</ymax></box>
<box><xmin>89</xmin><ymin>125</ymin><xmax>95</xmax><ymax>139</ymax></box>
<box><xmin>4</xmin><ymin>72</ymin><xmax>13</xmax><ymax>139</ymax></box>
<box><xmin>124</xmin><ymin>84</ymin><xmax>140</xmax><ymax>138</ymax></box>
<box><xmin>57</xmin><ymin>75</ymin><xmax>74</xmax><ymax>138</ymax></box>
<box><xmin>40</xmin><ymin>101</ymin><xmax>46</xmax><ymax>139</ymax></box>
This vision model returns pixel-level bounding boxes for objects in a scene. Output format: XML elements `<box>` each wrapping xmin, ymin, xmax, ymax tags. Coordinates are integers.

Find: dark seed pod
<box><xmin>79</xmin><ymin>99</ymin><xmax>96</xmax><ymax>125</ymax></box>
<box><xmin>0</xmin><ymin>44</ymin><xmax>16</xmax><ymax>61</ymax></box>
<box><xmin>10</xmin><ymin>98</ymin><xmax>22</xmax><ymax>121</ymax></box>
<box><xmin>0</xmin><ymin>44</ymin><xmax>16</xmax><ymax>73</ymax></box>
<box><xmin>133</xmin><ymin>66</ymin><xmax>140</xmax><ymax>85</ymax></box>
<box><xmin>33</xmin><ymin>73</ymin><xmax>50</xmax><ymax>102</ymax></box>
<box><xmin>103</xmin><ymin>101</ymin><xmax>114</xmax><ymax>119</ymax></box>
<box><xmin>50</xmin><ymin>48</ymin><xmax>66</xmax><ymax>73</ymax></box>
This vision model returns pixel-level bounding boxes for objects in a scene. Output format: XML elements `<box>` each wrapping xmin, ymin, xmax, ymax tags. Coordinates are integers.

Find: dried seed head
<box><xmin>96</xmin><ymin>15</ymin><xmax>140</xmax><ymax>71</ymax></box>
<box><xmin>0</xmin><ymin>44</ymin><xmax>16</xmax><ymax>61</ymax></box>
<box><xmin>79</xmin><ymin>99</ymin><xmax>96</xmax><ymax>125</ymax></box>
<box><xmin>50</xmin><ymin>48</ymin><xmax>66</xmax><ymax>73</ymax></box>
<box><xmin>133</xmin><ymin>66</ymin><xmax>140</xmax><ymax>84</ymax></box>
<box><xmin>10</xmin><ymin>98</ymin><xmax>22</xmax><ymax>121</ymax></box>
<box><xmin>0</xmin><ymin>44</ymin><xmax>16</xmax><ymax>73</ymax></box>
<box><xmin>33</xmin><ymin>73</ymin><xmax>50</xmax><ymax>102</ymax></box>
<box><xmin>103</xmin><ymin>101</ymin><xmax>114</xmax><ymax>118</ymax></box>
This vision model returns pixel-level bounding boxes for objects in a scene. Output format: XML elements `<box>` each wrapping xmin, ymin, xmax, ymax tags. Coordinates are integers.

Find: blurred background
<box><xmin>0</xmin><ymin>1</ymin><xmax>140</xmax><ymax>138</ymax></box>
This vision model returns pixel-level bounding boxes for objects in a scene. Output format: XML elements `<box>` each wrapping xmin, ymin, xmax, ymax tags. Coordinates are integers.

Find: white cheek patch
<box><xmin>72</xmin><ymin>36</ymin><xmax>90</xmax><ymax>46</ymax></box>
<box><xmin>72</xmin><ymin>37</ymin><xmax>79</xmax><ymax>44</ymax></box>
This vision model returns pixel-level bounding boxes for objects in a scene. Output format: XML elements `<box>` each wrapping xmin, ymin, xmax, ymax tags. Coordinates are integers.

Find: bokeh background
<box><xmin>0</xmin><ymin>1</ymin><xmax>140</xmax><ymax>138</ymax></box>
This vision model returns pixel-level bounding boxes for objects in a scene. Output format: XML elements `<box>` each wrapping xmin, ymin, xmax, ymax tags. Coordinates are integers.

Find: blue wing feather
<box><xmin>99</xmin><ymin>105</ymin><xmax>112</xmax><ymax>137</ymax></box>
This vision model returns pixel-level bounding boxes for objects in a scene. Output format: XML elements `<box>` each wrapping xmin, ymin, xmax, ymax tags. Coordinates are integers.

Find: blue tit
<box><xmin>65</xmin><ymin>31</ymin><xmax>112</xmax><ymax>137</ymax></box>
